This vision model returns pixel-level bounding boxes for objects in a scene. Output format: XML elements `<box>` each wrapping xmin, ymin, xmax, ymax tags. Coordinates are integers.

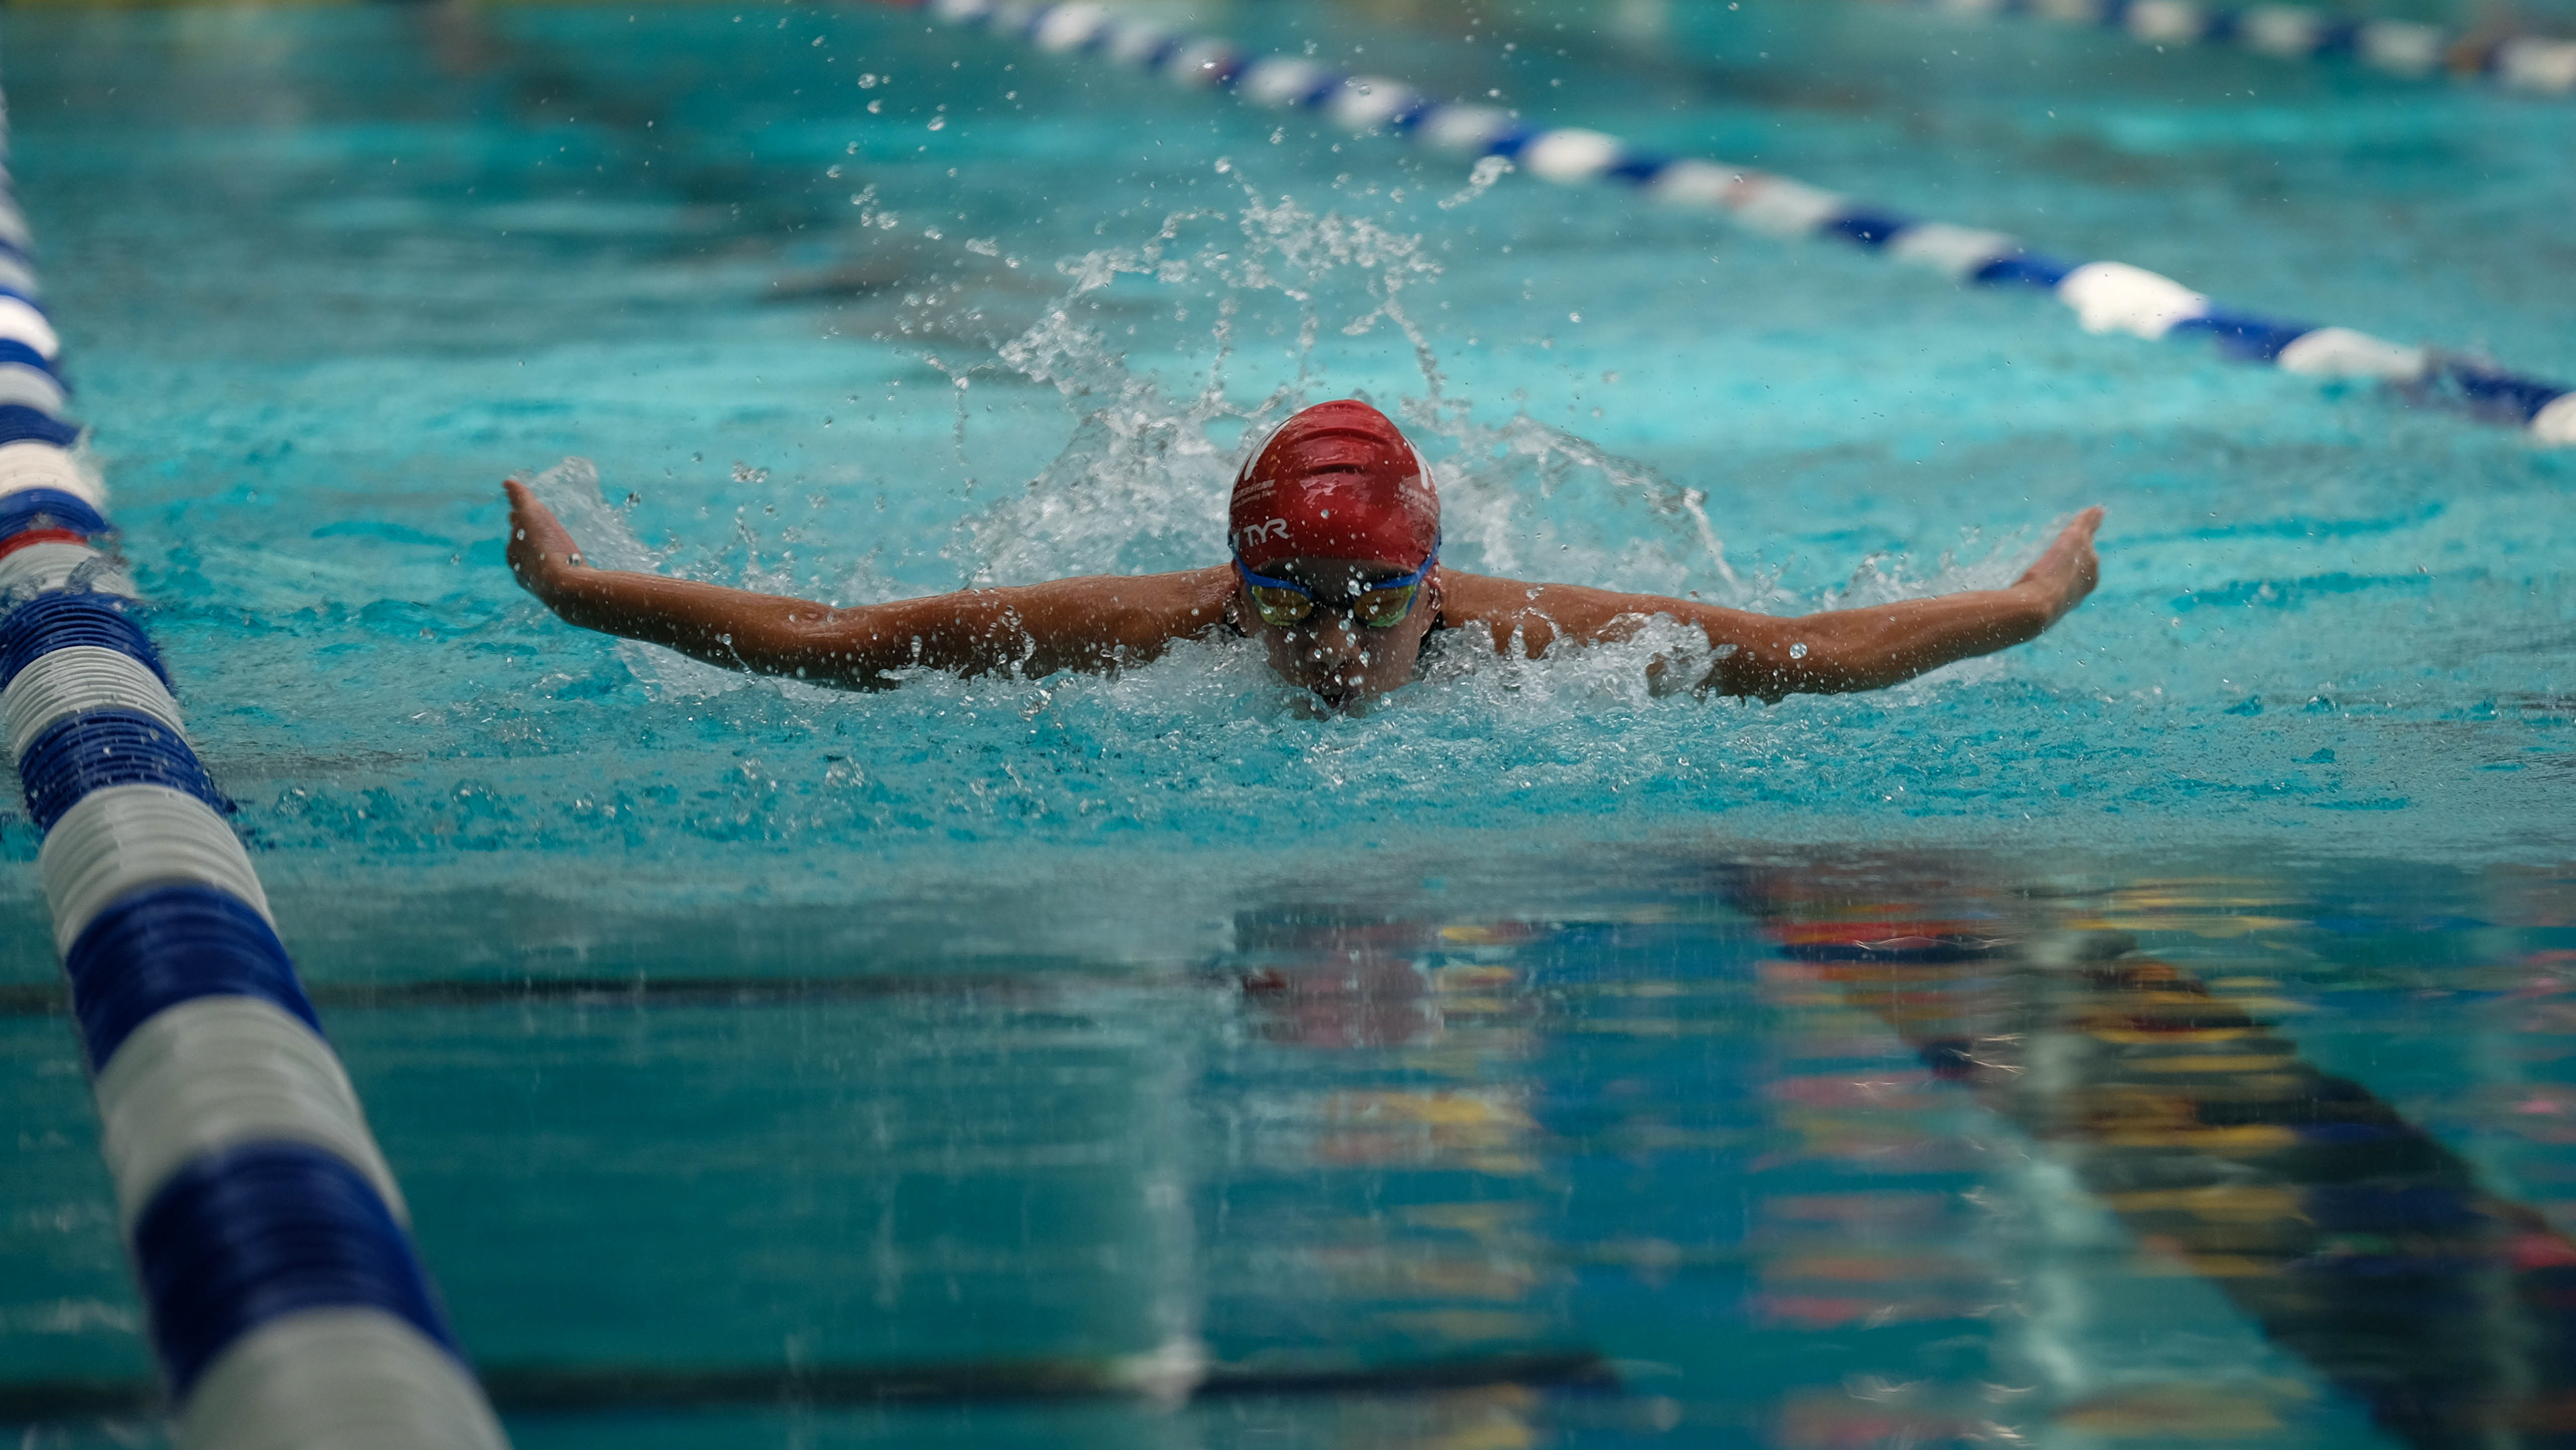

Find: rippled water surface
<box><xmin>1</xmin><ymin>0</ymin><xmax>2571</xmax><ymax>1445</ymax></box>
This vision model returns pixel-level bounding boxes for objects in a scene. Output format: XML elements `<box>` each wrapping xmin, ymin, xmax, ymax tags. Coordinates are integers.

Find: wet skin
<box><xmin>1238</xmin><ymin>556</ymin><xmax>1444</xmax><ymax>710</ymax></box>
<box><xmin>505</xmin><ymin>480</ymin><xmax>2102</xmax><ymax>709</ymax></box>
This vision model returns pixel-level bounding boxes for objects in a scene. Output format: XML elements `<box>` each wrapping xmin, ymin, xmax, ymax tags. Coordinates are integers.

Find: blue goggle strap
<box><xmin>1230</xmin><ymin>541</ymin><xmax>1440</xmax><ymax>603</ymax></box>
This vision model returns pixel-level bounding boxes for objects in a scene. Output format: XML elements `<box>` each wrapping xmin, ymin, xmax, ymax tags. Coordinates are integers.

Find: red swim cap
<box><xmin>1228</xmin><ymin>401</ymin><xmax>1439</xmax><ymax>572</ymax></box>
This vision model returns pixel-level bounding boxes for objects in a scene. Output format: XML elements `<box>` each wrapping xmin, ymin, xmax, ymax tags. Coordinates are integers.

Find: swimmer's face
<box><xmin>1239</xmin><ymin>556</ymin><xmax>1441</xmax><ymax>711</ymax></box>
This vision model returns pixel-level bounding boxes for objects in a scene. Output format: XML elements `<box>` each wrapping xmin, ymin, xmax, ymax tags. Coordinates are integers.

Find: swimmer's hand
<box><xmin>1442</xmin><ymin>505</ymin><xmax>2107</xmax><ymax>700</ymax></box>
<box><xmin>2010</xmin><ymin>506</ymin><xmax>2103</xmax><ymax>628</ymax></box>
<box><xmin>504</xmin><ymin>478</ymin><xmax>594</xmax><ymax>604</ymax></box>
<box><xmin>499</xmin><ymin>478</ymin><xmax>1235</xmax><ymax>688</ymax></box>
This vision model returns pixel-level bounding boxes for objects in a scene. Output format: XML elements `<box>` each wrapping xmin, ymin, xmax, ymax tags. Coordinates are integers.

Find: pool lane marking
<box><xmin>0</xmin><ymin>113</ymin><xmax>511</xmax><ymax>1450</ymax></box>
<box><xmin>1866</xmin><ymin>0</ymin><xmax>2576</xmax><ymax>99</ymax></box>
<box><xmin>882</xmin><ymin>0</ymin><xmax>2576</xmax><ymax>446</ymax></box>
<box><xmin>1</xmin><ymin>1343</ymin><xmax>1616</xmax><ymax>1420</ymax></box>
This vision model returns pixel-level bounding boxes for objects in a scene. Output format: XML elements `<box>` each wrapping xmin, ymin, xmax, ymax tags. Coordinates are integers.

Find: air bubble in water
<box><xmin>1440</xmin><ymin>155</ymin><xmax>1514</xmax><ymax>210</ymax></box>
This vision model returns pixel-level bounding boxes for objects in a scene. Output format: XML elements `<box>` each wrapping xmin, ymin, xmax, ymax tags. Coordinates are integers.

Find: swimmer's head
<box><xmin>1228</xmin><ymin>401</ymin><xmax>1439</xmax><ymax>573</ymax></box>
<box><xmin>1228</xmin><ymin>401</ymin><xmax>1444</xmax><ymax>711</ymax></box>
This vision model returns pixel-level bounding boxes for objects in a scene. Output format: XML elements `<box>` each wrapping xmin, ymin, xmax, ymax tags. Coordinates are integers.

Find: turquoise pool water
<box><xmin>1</xmin><ymin>0</ymin><xmax>2572</xmax><ymax>1444</ymax></box>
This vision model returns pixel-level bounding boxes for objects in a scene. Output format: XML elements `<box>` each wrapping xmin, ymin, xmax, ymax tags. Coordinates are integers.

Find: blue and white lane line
<box><xmin>0</xmin><ymin>113</ymin><xmax>510</xmax><ymax>1450</ymax></box>
<box><xmin>1875</xmin><ymin>0</ymin><xmax>2576</xmax><ymax>99</ymax></box>
<box><xmin>891</xmin><ymin>0</ymin><xmax>2576</xmax><ymax>447</ymax></box>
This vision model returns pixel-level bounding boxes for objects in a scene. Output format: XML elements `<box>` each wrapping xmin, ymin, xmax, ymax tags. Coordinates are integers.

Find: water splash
<box><xmin>1438</xmin><ymin>155</ymin><xmax>1515</xmax><ymax>211</ymax></box>
<box><xmin>513</xmin><ymin>456</ymin><xmax>805</xmax><ymax>700</ymax></box>
<box><xmin>515</xmin><ymin>456</ymin><xmax>659</xmax><ymax>574</ymax></box>
<box><xmin>948</xmin><ymin>185</ymin><xmax>1754</xmax><ymax>608</ymax></box>
<box><xmin>525</xmin><ymin>187</ymin><xmax>2056</xmax><ymax>706</ymax></box>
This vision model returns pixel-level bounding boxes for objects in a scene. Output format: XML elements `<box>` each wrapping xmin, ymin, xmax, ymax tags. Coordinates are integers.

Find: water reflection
<box><xmin>1210</xmin><ymin>905</ymin><xmax>1559</xmax><ymax>1450</ymax></box>
<box><xmin>1725</xmin><ymin>860</ymin><xmax>2576</xmax><ymax>1449</ymax></box>
<box><xmin>6</xmin><ymin>857</ymin><xmax>2576</xmax><ymax>1447</ymax></box>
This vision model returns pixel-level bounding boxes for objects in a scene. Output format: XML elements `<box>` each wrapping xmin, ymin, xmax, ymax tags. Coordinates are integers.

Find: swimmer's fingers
<box><xmin>2013</xmin><ymin>507</ymin><xmax>2104</xmax><ymax>626</ymax></box>
<box><xmin>502</xmin><ymin>478</ymin><xmax>588</xmax><ymax>597</ymax></box>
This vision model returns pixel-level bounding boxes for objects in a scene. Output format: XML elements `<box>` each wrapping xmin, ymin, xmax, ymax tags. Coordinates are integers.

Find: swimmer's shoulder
<box><xmin>1436</xmin><ymin>570</ymin><xmax>1535</xmax><ymax>623</ymax></box>
<box><xmin>1436</xmin><ymin>570</ymin><xmax>1605</xmax><ymax>654</ymax></box>
<box><xmin>1094</xmin><ymin>564</ymin><xmax>1241</xmax><ymax>645</ymax></box>
<box><xmin>1166</xmin><ymin>564</ymin><xmax>1240</xmax><ymax>638</ymax></box>
<box><xmin>950</xmin><ymin>565</ymin><xmax>1238</xmax><ymax>662</ymax></box>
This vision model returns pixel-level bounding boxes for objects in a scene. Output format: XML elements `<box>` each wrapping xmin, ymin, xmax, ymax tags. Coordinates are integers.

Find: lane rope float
<box><xmin>883</xmin><ymin>0</ymin><xmax>2576</xmax><ymax>446</ymax></box>
<box><xmin>0</xmin><ymin>96</ymin><xmax>511</xmax><ymax>1450</ymax></box>
<box><xmin>1866</xmin><ymin>0</ymin><xmax>2576</xmax><ymax>98</ymax></box>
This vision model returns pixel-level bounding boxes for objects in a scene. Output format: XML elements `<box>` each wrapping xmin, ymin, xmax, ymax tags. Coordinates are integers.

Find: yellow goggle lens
<box><xmin>1351</xmin><ymin>583</ymin><xmax>1420</xmax><ymax>629</ymax></box>
<box><xmin>1250</xmin><ymin>586</ymin><xmax>1314</xmax><ymax>627</ymax></box>
<box><xmin>1248</xmin><ymin>582</ymin><xmax>1421</xmax><ymax>630</ymax></box>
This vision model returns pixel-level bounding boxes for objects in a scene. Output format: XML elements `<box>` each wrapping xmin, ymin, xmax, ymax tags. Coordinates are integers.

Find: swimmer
<box><xmin>504</xmin><ymin>400</ymin><xmax>2102</xmax><ymax>709</ymax></box>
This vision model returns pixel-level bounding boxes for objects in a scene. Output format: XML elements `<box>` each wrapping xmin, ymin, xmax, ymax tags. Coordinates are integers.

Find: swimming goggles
<box><xmin>1232</xmin><ymin>541</ymin><xmax>1439</xmax><ymax>631</ymax></box>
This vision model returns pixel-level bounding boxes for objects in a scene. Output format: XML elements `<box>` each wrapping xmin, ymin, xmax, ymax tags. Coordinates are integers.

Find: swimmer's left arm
<box><xmin>504</xmin><ymin>480</ymin><xmax>1235</xmax><ymax>685</ymax></box>
<box><xmin>1444</xmin><ymin>509</ymin><xmax>2102</xmax><ymax>700</ymax></box>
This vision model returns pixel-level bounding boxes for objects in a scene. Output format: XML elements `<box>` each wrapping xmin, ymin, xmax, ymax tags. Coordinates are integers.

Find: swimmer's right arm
<box><xmin>503</xmin><ymin>481</ymin><xmax>1238</xmax><ymax>687</ymax></box>
<box><xmin>1443</xmin><ymin>507</ymin><xmax>2104</xmax><ymax>701</ymax></box>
